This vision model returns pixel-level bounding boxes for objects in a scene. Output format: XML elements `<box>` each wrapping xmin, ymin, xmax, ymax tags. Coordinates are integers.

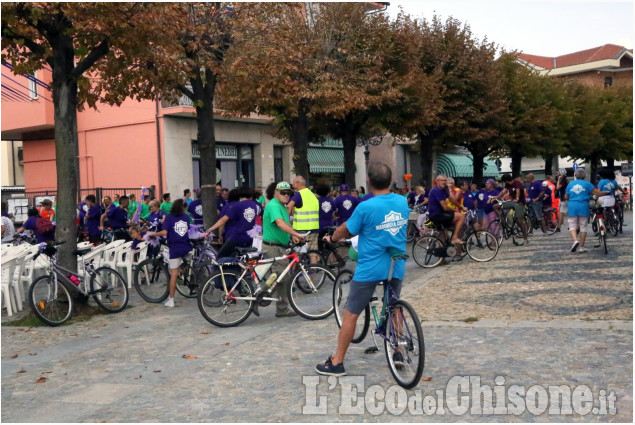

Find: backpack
<box><xmin>35</xmin><ymin>216</ymin><xmax>55</xmax><ymax>235</ymax></box>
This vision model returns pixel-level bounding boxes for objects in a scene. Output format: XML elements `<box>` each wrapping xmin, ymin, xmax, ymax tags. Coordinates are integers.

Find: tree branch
<box><xmin>71</xmin><ymin>38</ymin><xmax>110</xmax><ymax>78</ymax></box>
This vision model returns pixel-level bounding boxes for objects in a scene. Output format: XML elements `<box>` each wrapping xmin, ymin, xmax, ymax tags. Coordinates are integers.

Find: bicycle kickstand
<box><xmin>364</xmin><ymin>329</ymin><xmax>380</xmax><ymax>354</ymax></box>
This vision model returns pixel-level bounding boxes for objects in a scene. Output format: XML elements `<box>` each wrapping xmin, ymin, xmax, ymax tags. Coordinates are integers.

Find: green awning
<box><xmin>437</xmin><ymin>153</ymin><xmax>500</xmax><ymax>178</ymax></box>
<box><xmin>308</xmin><ymin>148</ymin><xmax>344</xmax><ymax>173</ymax></box>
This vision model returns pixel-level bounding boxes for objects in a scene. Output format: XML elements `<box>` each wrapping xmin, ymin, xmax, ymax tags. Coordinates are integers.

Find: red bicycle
<box><xmin>197</xmin><ymin>242</ymin><xmax>336</xmax><ymax>327</ymax></box>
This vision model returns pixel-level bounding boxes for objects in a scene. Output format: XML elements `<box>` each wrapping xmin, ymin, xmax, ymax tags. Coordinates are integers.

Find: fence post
<box><xmin>96</xmin><ymin>188</ymin><xmax>103</xmax><ymax>204</ymax></box>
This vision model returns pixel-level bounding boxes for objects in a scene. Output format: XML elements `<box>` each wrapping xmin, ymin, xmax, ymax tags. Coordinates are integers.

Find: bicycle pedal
<box><xmin>364</xmin><ymin>346</ymin><xmax>379</xmax><ymax>354</ymax></box>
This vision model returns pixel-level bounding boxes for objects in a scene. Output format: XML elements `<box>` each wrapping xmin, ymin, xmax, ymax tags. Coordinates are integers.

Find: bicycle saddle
<box><xmin>73</xmin><ymin>248</ymin><xmax>92</xmax><ymax>257</ymax></box>
<box><xmin>216</xmin><ymin>257</ymin><xmax>241</xmax><ymax>266</ymax></box>
<box><xmin>387</xmin><ymin>248</ymin><xmax>409</xmax><ymax>261</ymax></box>
<box><xmin>235</xmin><ymin>246</ymin><xmax>258</xmax><ymax>254</ymax></box>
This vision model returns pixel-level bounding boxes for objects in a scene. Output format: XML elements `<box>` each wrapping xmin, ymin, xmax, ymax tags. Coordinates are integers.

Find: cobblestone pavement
<box><xmin>2</xmin><ymin>213</ymin><xmax>632</xmax><ymax>422</ymax></box>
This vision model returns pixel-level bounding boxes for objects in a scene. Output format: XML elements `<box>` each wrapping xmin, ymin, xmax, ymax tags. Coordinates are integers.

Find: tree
<box><xmin>2</xmin><ymin>3</ymin><xmax>183</xmax><ymax>271</ymax></box>
<box><xmin>497</xmin><ymin>53</ymin><xmax>571</xmax><ymax>177</ymax></box>
<box><xmin>408</xmin><ymin>16</ymin><xmax>507</xmax><ymax>185</ymax></box>
<box><xmin>220</xmin><ymin>3</ymin><xmax>404</xmax><ymax>181</ymax></box>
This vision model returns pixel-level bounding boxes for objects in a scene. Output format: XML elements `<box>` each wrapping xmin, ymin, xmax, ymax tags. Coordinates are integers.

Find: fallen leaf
<box><xmin>222</xmin><ymin>342</ymin><xmax>230</xmax><ymax>346</ymax></box>
<box><xmin>10</xmin><ymin>354</ymin><xmax>18</xmax><ymax>359</ymax></box>
<box><xmin>421</xmin><ymin>377</ymin><xmax>432</xmax><ymax>381</ymax></box>
<box><xmin>42</xmin><ymin>371</ymin><xmax>52</xmax><ymax>374</ymax></box>
<box><xmin>182</xmin><ymin>354</ymin><xmax>197</xmax><ymax>359</ymax></box>
<box><xmin>22</xmin><ymin>328</ymin><xmax>31</xmax><ymax>332</ymax></box>
<box><xmin>133</xmin><ymin>375</ymin><xmax>142</xmax><ymax>379</ymax></box>
<box><xmin>153</xmin><ymin>370</ymin><xmax>161</xmax><ymax>373</ymax></box>
<box><xmin>30</xmin><ymin>331</ymin><xmax>38</xmax><ymax>335</ymax></box>
<box><xmin>17</xmin><ymin>369</ymin><xmax>26</xmax><ymax>374</ymax></box>
<box><xmin>200</xmin><ymin>331</ymin><xmax>210</xmax><ymax>334</ymax></box>
<box><xmin>36</xmin><ymin>377</ymin><xmax>47</xmax><ymax>383</ymax></box>
<box><xmin>29</xmin><ymin>353</ymin><xmax>37</xmax><ymax>356</ymax></box>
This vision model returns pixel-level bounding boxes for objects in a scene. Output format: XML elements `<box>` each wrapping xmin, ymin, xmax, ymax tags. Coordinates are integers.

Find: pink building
<box><xmin>1</xmin><ymin>65</ymin><xmax>295</xmax><ymax>198</ymax></box>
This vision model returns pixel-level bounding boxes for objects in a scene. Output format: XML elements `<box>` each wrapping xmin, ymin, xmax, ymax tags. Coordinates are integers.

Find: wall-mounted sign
<box><xmin>191</xmin><ymin>143</ymin><xmax>238</xmax><ymax>160</ymax></box>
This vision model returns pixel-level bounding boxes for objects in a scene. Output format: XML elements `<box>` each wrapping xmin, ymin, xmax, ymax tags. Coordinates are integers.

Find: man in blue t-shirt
<box><xmin>565</xmin><ymin>168</ymin><xmax>605</xmax><ymax>253</ymax></box>
<box><xmin>333</xmin><ymin>184</ymin><xmax>359</xmax><ymax>225</ymax></box>
<box><xmin>316</xmin><ymin>161</ymin><xmax>409</xmax><ymax>377</ymax></box>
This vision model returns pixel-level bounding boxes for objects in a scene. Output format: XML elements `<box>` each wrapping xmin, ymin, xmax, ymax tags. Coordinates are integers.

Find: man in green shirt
<box><xmin>160</xmin><ymin>193</ymin><xmax>173</xmax><ymax>215</ymax></box>
<box><xmin>261</xmin><ymin>181</ymin><xmax>306</xmax><ymax>317</ymax></box>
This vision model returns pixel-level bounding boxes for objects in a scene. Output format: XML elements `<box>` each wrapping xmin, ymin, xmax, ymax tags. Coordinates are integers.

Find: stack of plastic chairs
<box><xmin>115</xmin><ymin>241</ymin><xmax>148</xmax><ymax>288</ymax></box>
<box><xmin>1</xmin><ymin>244</ymin><xmax>32</xmax><ymax>316</ymax></box>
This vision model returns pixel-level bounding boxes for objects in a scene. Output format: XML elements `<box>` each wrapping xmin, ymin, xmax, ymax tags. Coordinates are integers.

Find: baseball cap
<box><xmin>276</xmin><ymin>181</ymin><xmax>291</xmax><ymax>190</ymax></box>
<box><xmin>340</xmin><ymin>184</ymin><xmax>349</xmax><ymax>191</ymax></box>
<box><xmin>486</xmin><ymin>179</ymin><xmax>496</xmax><ymax>185</ymax></box>
<box><xmin>542</xmin><ymin>181</ymin><xmax>549</xmax><ymax>186</ymax></box>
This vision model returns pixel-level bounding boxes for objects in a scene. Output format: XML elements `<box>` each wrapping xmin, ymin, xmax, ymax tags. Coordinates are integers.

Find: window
<box><xmin>274</xmin><ymin>147</ymin><xmax>283</xmax><ymax>183</ymax></box>
<box><xmin>604</xmin><ymin>76</ymin><xmax>613</xmax><ymax>87</ymax></box>
<box><xmin>28</xmin><ymin>71</ymin><xmax>38</xmax><ymax>100</ymax></box>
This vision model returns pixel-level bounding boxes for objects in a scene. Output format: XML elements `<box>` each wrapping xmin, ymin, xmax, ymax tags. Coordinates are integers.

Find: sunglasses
<box><xmin>280</xmin><ymin>190</ymin><xmax>293</xmax><ymax>196</ymax></box>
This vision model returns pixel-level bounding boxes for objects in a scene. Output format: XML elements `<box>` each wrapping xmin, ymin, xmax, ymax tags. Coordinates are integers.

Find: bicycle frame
<box><xmin>45</xmin><ymin>253</ymin><xmax>96</xmax><ymax>296</ymax></box>
<box><xmin>214</xmin><ymin>250</ymin><xmax>315</xmax><ymax>303</ymax></box>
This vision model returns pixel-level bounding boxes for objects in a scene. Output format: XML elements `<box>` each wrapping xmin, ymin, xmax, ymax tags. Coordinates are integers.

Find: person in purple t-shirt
<box><xmin>314</xmin><ymin>183</ymin><xmax>335</xmax><ymax>250</ymax></box>
<box><xmin>203</xmin><ymin>187</ymin><xmax>260</xmax><ymax>257</ymax></box>
<box><xmin>15</xmin><ymin>207</ymin><xmax>55</xmax><ymax>244</ymax></box>
<box><xmin>187</xmin><ymin>189</ymin><xmax>203</xmax><ymax>225</ymax></box>
<box><xmin>106</xmin><ymin>195</ymin><xmax>131</xmax><ymax>241</ymax></box>
<box><xmin>333</xmin><ymin>184</ymin><xmax>359</xmax><ymax>225</ymax></box>
<box><xmin>84</xmin><ymin>195</ymin><xmax>103</xmax><ymax>244</ymax></box>
<box><xmin>496</xmin><ymin>174</ymin><xmax>528</xmax><ymax>244</ymax></box>
<box><xmin>148</xmin><ymin>199</ymin><xmax>192</xmax><ymax>307</ymax></box>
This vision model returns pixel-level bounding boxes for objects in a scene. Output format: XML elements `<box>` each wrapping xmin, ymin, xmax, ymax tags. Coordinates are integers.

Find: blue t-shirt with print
<box><xmin>334</xmin><ymin>194</ymin><xmax>359</xmax><ymax>225</ymax></box>
<box><xmin>224</xmin><ymin>200</ymin><xmax>261</xmax><ymax>245</ymax></box>
<box><xmin>597</xmin><ymin>179</ymin><xmax>619</xmax><ymax>196</ymax></box>
<box><xmin>187</xmin><ymin>199</ymin><xmax>203</xmax><ymax>224</ymax></box>
<box><xmin>528</xmin><ymin>180</ymin><xmax>543</xmax><ymax>200</ymax></box>
<box><xmin>566</xmin><ymin>180</ymin><xmax>595</xmax><ymax>217</ymax></box>
<box><xmin>318</xmin><ymin>196</ymin><xmax>335</xmax><ymax>229</ymax></box>
<box><xmin>427</xmin><ymin>186</ymin><xmax>449</xmax><ymax>219</ymax></box>
<box><xmin>345</xmin><ymin>193</ymin><xmax>408</xmax><ymax>282</ymax></box>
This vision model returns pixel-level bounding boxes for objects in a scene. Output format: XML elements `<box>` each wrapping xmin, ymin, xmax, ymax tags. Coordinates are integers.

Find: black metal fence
<box><xmin>22</xmin><ymin>186</ymin><xmax>156</xmax><ymax>207</ymax></box>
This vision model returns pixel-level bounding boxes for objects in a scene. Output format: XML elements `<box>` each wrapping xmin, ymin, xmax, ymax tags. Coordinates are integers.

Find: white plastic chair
<box><xmin>115</xmin><ymin>241</ymin><xmax>148</xmax><ymax>288</ymax></box>
<box><xmin>1</xmin><ymin>250</ymin><xmax>28</xmax><ymax>316</ymax></box>
<box><xmin>101</xmin><ymin>241</ymin><xmax>133</xmax><ymax>271</ymax></box>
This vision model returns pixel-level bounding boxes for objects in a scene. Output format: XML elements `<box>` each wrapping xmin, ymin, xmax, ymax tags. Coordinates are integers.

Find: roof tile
<box><xmin>518</xmin><ymin>44</ymin><xmax>629</xmax><ymax>70</ymax></box>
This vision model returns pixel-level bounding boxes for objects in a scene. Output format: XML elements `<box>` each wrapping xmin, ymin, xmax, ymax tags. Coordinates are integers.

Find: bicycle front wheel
<box><xmin>384</xmin><ymin>300</ymin><xmax>425</xmax><ymax>389</ymax></box>
<box><xmin>175</xmin><ymin>264</ymin><xmax>198</xmax><ymax>299</ymax></box>
<box><xmin>288</xmin><ymin>265</ymin><xmax>336</xmax><ymax>320</ymax></box>
<box><xmin>29</xmin><ymin>275</ymin><xmax>73</xmax><ymax>327</ymax></box>
<box><xmin>602</xmin><ymin>233</ymin><xmax>608</xmax><ymax>255</ymax></box>
<box><xmin>412</xmin><ymin>236</ymin><xmax>444</xmax><ymax>268</ymax></box>
<box><xmin>90</xmin><ymin>267</ymin><xmax>129</xmax><ymax>313</ymax></box>
<box><xmin>465</xmin><ymin>231</ymin><xmax>499</xmax><ymax>262</ymax></box>
<box><xmin>333</xmin><ymin>269</ymin><xmax>369</xmax><ymax>343</ymax></box>
<box><xmin>198</xmin><ymin>272</ymin><xmax>253</xmax><ymax>327</ymax></box>
<box><xmin>134</xmin><ymin>257</ymin><xmax>170</xmax><ymax>303</ymax></box>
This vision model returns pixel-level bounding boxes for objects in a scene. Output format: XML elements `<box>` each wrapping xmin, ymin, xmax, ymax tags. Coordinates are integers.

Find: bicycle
<box><xmin>590</xmin><ymin>204</ymin><xmax>608</xmax><ymax>255</ymax></box>
<box><xmin>486</xmin><ymin>200</ymin><xmax>525</xmax><ymax>246</ymax></box>
<box><xmin>412</xmin><ymin>210</ymin><xmax>499</xmax><ymax>268</ymax></box>
<box><xmin>133</xmin><ymin>236</ymin><xmax>218</xmax><ymax>303</ymax></box>
<box><xmin>197</xmin><ymin>240</ymin><xmax>336</xmax><ymax>327</ymax></box>
<box><xmin>615</xmin><ymin>194</ymin><xmax>625</xmax><ymax>234</ymax></box>
<box><xmin>525</xmin><ymin>204</ymin><xmax>558</xmax><ymax>236</ymax></box>
<box><xmin>28</xmin><ymin>241</ymin><xmax>129</xmax><ymax>326</ymax></box>
<box><xmin>302</xmin><ymin>226</ymin><xmax>351</xmax><ymax>274</ymax></box>
<box><xmin>333</xmin><ymin>250</ymin><xmax>424</xmax><ymax>389</ymax></box>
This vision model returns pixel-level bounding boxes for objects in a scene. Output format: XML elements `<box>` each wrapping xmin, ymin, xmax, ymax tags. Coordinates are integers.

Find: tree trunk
<box><xmin>590</xmin><ymin>152</ymin><xmax>601</xmax><ymax>183</ymax></box>
<box><xmin>417</xmin><ymin>131</ymin><xmax>435</xmax><ymax>187</ymax></box>
<box><xmin>606</xmin><ymin>158</ymin><xmax>615</xmax><ymax>170</ymax></box>
<box><xmin>472</xmin><ymin>151</ymin><xmax>485</xmax><ymax>187</ymax></box>
<box><xmin>290</xmin><ymin>99</ymin><xmax>310</xmax><ymax>180</ymax></box>
<box><xmin>544</xmin><ymin>157</ymin><xmax>553</xmax><ymax>176</ymax></box>
<box><xmin>52</xmin><ymin>41</ymin><xmax>79</xmax><ymax>273</ymax></box>
<box><xmin>194</xmin><ymin>71</ymin><xmax>218</xmax><ymax>228</ymax></box>
<box><xmin>341</xmin><ymin>129</ymin><xmax>357</xmax><ymax>188</ymax></box>
<box><xmin>510</xmin><ymin>149</ymin><xmax>523</xmax><ymax>178</ymax></box>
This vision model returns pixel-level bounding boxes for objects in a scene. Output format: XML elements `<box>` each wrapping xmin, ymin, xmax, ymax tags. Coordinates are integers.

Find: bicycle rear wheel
<box><xmin>29</xmin><ymin>275</ymin><xmax>73</xmax><ymax>327</ymax></box>
<box><xmin>412</xmin><ymin>236</ymin><xmax>444</xmax><ymax>268</ymax></box>
<box><xmin>333</xmin><ymin>269</ymin><xmax>369</xmax><ymax>343</ymax></box>
<box><xmin>198</xmin><ymin>272</ymin><xmax>253</xmax><ymax>327</ymax></box>
<box><xmin>543</xmin><ymin>210</ymin><xmax>558</xmax><ymax>235</ymax></box>
<box><xmin>288</xmin><ymin>265</ymin><xmax>336</xmax><ymax>320</ymax></box>
<box><xmin>511</xmin><ymin>222</ymin><xmax>525</xmax><ymax>246</ymax></box>
<box><xmin>465</xmin><ymin>231</ymin><xmax>499</xmax><ymax>262</ymax></box>
<box><xmin>406</xmin><ymin>221</ymin><xmax>418</xmax><ymax>243</ymax></box>
<box><xmin>133</xmin><ymin>257</ymin><xmax>170</xmax><ymax>303</ymax></box>
<box><xmin>384</xmin><ymin>300</ymin><xmax>425</xmax><ymax>389</ymax></box>
<box><xmin>90</xmin><ymin>266</ymin><xmax>129</xmax><ymax>313</ymax></box>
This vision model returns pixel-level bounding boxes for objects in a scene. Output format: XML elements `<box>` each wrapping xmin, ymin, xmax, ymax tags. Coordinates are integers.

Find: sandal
<box><xmin>451</xmin><ymin>239</ymin><xmax>465</xmax><ymax>245</ymax></box>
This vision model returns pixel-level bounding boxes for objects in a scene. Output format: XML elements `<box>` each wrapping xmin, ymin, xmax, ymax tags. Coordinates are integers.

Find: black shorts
<box><xmin>431</xmin><ymin>211</ymin><xmax>455</xmax><ymax>227</ymax></box>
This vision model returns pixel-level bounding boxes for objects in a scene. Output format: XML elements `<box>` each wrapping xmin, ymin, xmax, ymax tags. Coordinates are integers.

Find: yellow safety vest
<box><xmin>293</xmin><ymin>188</ymin><xmax>320</xmax><ymax>231</ymax></box>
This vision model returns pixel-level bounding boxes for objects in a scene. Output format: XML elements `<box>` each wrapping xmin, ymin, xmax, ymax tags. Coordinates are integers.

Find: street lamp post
<box><xmin>356</xmin><ymin>133</ymin><xmax>385</xmax><ymax>171</ymax></box>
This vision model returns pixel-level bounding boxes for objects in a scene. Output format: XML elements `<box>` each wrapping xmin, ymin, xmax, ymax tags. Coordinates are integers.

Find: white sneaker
<box><xmin>570</xmin><ymin>241</ymin><xmax>579</xmax><ymax>252</ymax></box>
<box><xmin>578</xmin><ymin>247</ymin><xmax>588</xmax><ymax>253</ymax></box>
<box><xmin>164</xmin><ymin>298</ymin><xmax>175</xmax><ymax>307</ymax></box>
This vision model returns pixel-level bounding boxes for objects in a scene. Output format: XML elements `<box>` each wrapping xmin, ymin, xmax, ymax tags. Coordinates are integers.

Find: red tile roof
<box><xmin>518</xmin><ymin>44</ymin><xmax>630</xmax><ymax>70</ymax></box>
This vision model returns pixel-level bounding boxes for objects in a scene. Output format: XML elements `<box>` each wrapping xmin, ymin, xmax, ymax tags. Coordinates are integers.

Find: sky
<box><xmin>388</xmin><ymin>0</ymin><xmax>633</xmax><ymax>57</ymax></box>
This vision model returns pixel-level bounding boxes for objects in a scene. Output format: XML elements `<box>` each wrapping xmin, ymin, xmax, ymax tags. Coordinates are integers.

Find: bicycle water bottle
<box><xmin>68</xmin><ymin>274</ymin><xmax>80</xmax><ymax>286</ymax></box>
<box><xmin>265</xmin><ymin>273</ymin><xmax>278</xmax><ymax>287</ymax></box>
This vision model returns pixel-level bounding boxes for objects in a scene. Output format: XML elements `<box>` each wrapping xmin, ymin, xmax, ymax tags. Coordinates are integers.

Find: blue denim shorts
<box><xmin>476</xmin><ymin>209</ymin><xmax>486</xmax><ymax>219</ymax></box>
<box><xmin>344</xmin><ymin>278</ymin><xmax>403</xmax><ymax>315</ymax></box>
